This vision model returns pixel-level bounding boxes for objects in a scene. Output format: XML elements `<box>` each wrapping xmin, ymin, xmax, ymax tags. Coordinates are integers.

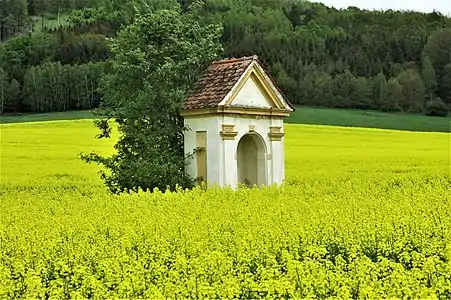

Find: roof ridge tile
<box><xmin>212</xmin><ymin>55</ymin><xmax>258</xmax><ymax>65</ymax></box>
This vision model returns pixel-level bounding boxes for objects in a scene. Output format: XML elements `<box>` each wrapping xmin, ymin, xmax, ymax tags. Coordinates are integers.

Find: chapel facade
<box><xmin>180</xmin><ymin>55</ymin><xmax>294</xmax><ymax>188</ymax></box>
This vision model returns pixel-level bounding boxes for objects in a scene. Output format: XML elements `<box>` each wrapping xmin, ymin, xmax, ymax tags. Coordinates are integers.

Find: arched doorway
<box><xmin>236</xmin><ymin>133</ymin><xmax>267</xmax><ymax>187</ymax></box>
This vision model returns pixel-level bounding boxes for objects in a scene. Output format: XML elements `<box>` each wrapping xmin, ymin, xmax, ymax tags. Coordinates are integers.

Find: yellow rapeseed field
<box><xmin>1</xmin><ymin>119</ymin><xmax>450</xmax><ymax>298</ymax></box>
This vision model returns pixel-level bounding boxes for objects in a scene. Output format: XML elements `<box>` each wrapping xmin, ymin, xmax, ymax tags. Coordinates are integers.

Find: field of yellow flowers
<box><xmin>1</xmin><ymin>119</ymin><xmax>450</xmax><ymax>298</ymax></box>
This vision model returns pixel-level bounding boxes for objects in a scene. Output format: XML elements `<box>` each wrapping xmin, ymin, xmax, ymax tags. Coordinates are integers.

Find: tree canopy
<box><xmin>1</xmin><ymin>0</ymin><xmax>451</xmax><ymax>116</ymax></box>
<box><xmin>80</xmin><ymin>2</ymin><xmax>223</xmax><ymax>193</ymax></box>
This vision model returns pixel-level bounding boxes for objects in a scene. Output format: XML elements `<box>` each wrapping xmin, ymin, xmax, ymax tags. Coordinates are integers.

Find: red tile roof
<box><xmin>182</xmin><ymin>56</ymin><xmax>255</xmax><ymax>110</ymax></box>
<box><xmin>182</xmin><ymin>55</ymin><xmax>294</xmax><ymax>111</ymax></box>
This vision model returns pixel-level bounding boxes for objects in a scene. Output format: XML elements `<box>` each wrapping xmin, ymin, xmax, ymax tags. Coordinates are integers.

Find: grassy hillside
<box><xmin>2</xmin><ymin>107</ymin><xmax>450</xmax><ymax>132</ymax></box>
<box><xmin>286</xmin><ymin>107</ymin><xmax>451</xmax><ymax>132</ymax></box>
<box><xmin>1</xmin><ymin>119</ymin><xmax>450</xmax><ymax>298</ymax></box>
<box><xmin>0</xmin><ymin>110</ymin><xmax>94</xmax><ymax>124</ymax></box>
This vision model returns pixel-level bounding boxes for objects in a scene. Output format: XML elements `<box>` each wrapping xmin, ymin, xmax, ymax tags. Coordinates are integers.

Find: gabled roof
<box><xmin>181</xmin><ymin>55</ymin><xmax>294</xmax><ymax>113</ymax></box>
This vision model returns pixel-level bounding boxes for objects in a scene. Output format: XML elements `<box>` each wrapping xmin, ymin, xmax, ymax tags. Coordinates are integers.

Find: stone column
<box><xmin>220</xmin><ymin>124</ymin><xmax>238</xmax><ymax>188</ymax></box>
<box><xmin>268</xmin><ymin>125</ymin><xmax>285</xmax><ymax>185</ymax></box>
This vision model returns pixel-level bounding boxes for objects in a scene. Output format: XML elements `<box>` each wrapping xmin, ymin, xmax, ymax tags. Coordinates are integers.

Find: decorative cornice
<box><xmin>180</xmin><ymin>106</ymin><xmax>291</xmax><ymax>118</ymax></box>
<box><xmin>268</xmin><ymin>126</ymin><xmax>284</xmax><ymax>141</ymax></box>
<box><xmin>220</xmin><ymin>124</ymin><xmax>238</xmax><ymax>140</ymax></box>
<box><xmin>184</xmin><ymin>113</ymin><xmax>283</xmax><ymax>120</ymax></box>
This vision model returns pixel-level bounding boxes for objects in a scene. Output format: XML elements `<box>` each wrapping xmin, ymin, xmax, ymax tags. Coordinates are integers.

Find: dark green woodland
<box><xmin>1</xmin><ymin>0</ymin><xmax>451</xmax><ymax>116</ymax></box>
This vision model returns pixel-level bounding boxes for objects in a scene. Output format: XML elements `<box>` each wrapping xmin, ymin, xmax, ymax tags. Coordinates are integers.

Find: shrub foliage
<box><xmin>80</xmin><ymin>2</ymin><xmax>223</xmax><ymax>193</ymax></box>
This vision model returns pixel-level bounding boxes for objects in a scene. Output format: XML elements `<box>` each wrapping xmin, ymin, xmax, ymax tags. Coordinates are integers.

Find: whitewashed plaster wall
<box><xmin>183</xmin><ymin>116</ymin><xmax>221</xmax><ymax>185</ymax></box>
<box><xmin>184</xmin><ymin>114</ymin><xmax>286</xmax><ymax>189</ymax></box>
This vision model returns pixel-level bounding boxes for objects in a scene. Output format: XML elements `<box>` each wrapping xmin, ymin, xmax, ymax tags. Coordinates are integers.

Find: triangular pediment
<box><xmin>219</xmin><ymin>62</ymin><xmax>291</xmax><ymax>111</ymax></box>
<box><xmin>227</xmin><ymin>73</ymin><xmax>276</xmax><ymax>108</ymax></box>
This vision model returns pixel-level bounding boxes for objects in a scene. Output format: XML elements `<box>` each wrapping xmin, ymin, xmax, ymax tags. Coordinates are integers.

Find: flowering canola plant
<box><xmin>0</xmin><ymin>120</ymin><xmax>450</xmax><ymax>298</ymax></box>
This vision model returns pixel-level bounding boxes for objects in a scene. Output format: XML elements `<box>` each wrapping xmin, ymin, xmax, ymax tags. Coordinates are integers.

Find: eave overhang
<box><xmin>180</xmin><ymin>106</ymin><xmax>293</xmax><ymax>118</ymax></box>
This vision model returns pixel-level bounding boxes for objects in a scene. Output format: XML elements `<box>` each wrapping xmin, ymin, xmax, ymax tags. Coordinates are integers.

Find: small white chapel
<box><xmin>180</xmin><ymin>55</ymin><xmax>294</xmax><ymax>189</ymax></box>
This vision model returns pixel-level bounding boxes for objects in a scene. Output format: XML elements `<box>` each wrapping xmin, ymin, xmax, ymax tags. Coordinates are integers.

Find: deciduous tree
<box><xmin>0</xmin><ymin>67</ymin><xmax>8</xmax><ymax>113</ymax></box>
<box><xmin>421</xmin><ymin>55</ymin><xmax>437</xmax><ymax>100</ymax></box>
<box><xmin>372</xmin><ymin>72</ymin><xmax>388</xmax><ymax>110</ymax></box>
<box><xmin>397</xmin><ymin>69</ymin><xmax>426</xmax><ymax>112</ymax></box>
<box><xmin>441</xmin><ymin>62</ymin><xmax>451</xmax><ymax>106</ymax></box>
<box><xmin>384</xmin><ymin>78</ymin><xmax>403</xmax><ymax>112</ymax></box>
<box><xmin>81</xmin><ymin>1</ymin><xmax>223</xmax><ymax>193</ymax></box>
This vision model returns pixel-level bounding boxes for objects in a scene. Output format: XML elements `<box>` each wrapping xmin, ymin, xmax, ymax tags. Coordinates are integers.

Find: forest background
<box><xmin>1</xmin><ymin>0</ymin><xmax>451</xmax><ymax>117</ymax></box>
